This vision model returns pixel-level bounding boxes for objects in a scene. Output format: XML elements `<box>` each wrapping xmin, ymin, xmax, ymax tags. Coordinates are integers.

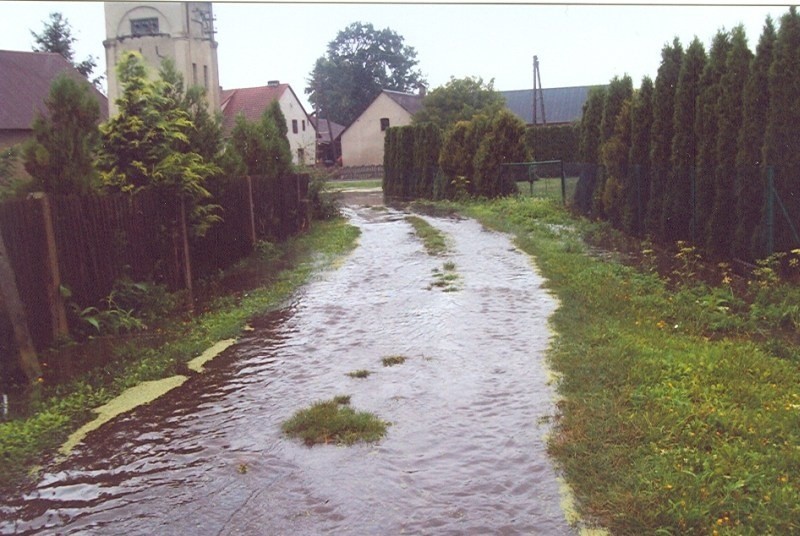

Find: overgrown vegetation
<box><xmin>347</xmin><ymin>369</ymin><xmax>371</xmax><ymax>379</ymax></box>
<box><xmin>463</xmin><ymin>195</ymin><xmax>800</xmax><ymax>535</ymax></box>
<box><xmin>0</xmin><ymin>218</ymin><xmax>360</xmax><ymax>490</ymax></box>
<box><xmin>281</xmin><ymin>396</ymin><xmax>388</xmax><ymax>446</ymax></box>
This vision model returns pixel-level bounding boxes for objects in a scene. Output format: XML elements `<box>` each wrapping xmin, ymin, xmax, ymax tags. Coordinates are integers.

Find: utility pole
<box><xmin>532</xmin><ymin>55</ymin><xmax>546</xmax><ymax>126</ymax></box>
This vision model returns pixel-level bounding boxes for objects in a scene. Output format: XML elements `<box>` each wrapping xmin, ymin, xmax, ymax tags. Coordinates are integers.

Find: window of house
<box><xmin>380</xmin><ymin>118</ymin><xmax>390</xmax><ymax>131</ymax></box>
<box><xmin>131</xmin><ymin>17</ymin><xmax>159</xmax><ymax>36</ymax></box>
<box><xmin>203</xmin><ymin>65</ymin><xmax>208</xmax><ymax>88</ymax></box>
<box><xmin>302</xmin><ymin>120</ymin><xmax>306</xmax><ymax>131</ymax></box>
<box><xmin>192</xmin><ymin>63</ymin><xmax>197</xmax><ymax>85</ymax></box>
<box><xmin>297</xmin><ymin>148</ymin><xmax>305</xmax><ymax>163</ymax></box>
<box><xmin>292</xmin><ymin>120</ymin><xmax>299</xmax><ymax>134</ymax></box>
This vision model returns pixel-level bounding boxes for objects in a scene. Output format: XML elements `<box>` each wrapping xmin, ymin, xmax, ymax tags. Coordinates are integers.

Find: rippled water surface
<box><xmin>1</xmin><ymin>205</ymin><xmax>572</xmax><ymax>535</ymax></box>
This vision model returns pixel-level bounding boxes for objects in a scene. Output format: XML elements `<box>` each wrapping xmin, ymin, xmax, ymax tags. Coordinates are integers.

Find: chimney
<box><xmin>418</xmin><ymin>84</ymin><xmax>427</xmax><ymax>98</ymax></box>
<box><xmin>267</xmin><ymin>80</ymin><xmax>280</xmax><ymax>87</ymax></box>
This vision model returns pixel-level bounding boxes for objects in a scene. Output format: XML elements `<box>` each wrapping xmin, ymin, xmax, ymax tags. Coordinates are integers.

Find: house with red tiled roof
<box><xmin>220</xmin><ymin>81</ymin><xmax>316</xmax><ymax>166</ymax></box>
<box><xmin>0</xmin><ymin>49</ymin><xmax>108</xmax><ymax>151</ymax></box>
<box><xmin>340</xmin><ymin>88</ymin><xmax>425</xmax><ymax>167</ymax></box>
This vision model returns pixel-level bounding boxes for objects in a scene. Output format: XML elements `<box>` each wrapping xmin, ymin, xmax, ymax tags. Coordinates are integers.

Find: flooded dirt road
<box><xmin>1</xmin><ymin>204</ymin><xmax>572</xmax><ymax>535</ymax></box>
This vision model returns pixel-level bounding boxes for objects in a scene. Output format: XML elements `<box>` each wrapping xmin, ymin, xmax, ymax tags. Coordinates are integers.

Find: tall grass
<box><xmin>466</xmin><ymin>196</ymin><xmax>800</xmax><ymax>535</ymax></box>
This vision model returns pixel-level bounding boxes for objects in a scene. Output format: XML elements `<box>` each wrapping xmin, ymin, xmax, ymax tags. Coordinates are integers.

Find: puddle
<box><xmin>0</xmin><ymin>205</ymin><xmax>572</xmax><ymax>535</ymax></box>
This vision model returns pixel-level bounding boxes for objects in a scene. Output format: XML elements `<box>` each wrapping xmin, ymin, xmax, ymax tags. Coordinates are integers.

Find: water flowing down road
<box><xmin>1</xmin><ymin>204</ymin><xmax>572</xmax><ymax>535</ymax></box>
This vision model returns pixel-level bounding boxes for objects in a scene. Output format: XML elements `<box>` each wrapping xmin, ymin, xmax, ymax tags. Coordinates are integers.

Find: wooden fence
<box><xmin>0</xmin><ymin>174</ymin><xmax>309</xmax><ymax>361</ymax></box>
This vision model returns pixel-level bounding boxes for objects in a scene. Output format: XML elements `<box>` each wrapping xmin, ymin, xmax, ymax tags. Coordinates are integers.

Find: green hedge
<box><xmin>383</xmin><ymin>123</ymin><xmax>442</xmax><ymax>201</ymax></box>
<box><xmin>524</xmin><ymin>123</ymin><xmax>580</xmax><ymax>163</ymax></box>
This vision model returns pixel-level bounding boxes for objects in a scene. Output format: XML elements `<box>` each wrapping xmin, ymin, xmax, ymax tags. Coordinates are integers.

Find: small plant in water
<box><xmin>347</xmin><ymin>369</ymin><xmax>371</xmax><ymax>379</ymax></box>
<box><xmin>382</xmin><ymin>355</ymin><xmax>407</xmax><ymax>367</ymax></box>
<box><xmin>333</xmin><ymin>394</ymin><xmax>351</xmax><ymax>405</ymax></box>
<box><xmin>282</xmin><ymin>397</ymin><xmax>388</xmax><ymax>446</ymax></box>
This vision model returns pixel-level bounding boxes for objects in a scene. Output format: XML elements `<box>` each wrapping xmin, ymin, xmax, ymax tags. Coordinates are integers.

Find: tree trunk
<box><xmin>0</xmin><ymin>224</ymin><xmax>42</xmax><ymax>384</ymax></box>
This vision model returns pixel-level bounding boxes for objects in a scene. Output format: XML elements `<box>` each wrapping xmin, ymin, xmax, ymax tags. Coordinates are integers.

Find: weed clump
<box><xmin>405</xmin><ymin>215</ymin><xmax>449</xmax><ymax>255</ymax></box>
<box><xmin>282</xmin><ymin>397</ymin><xmax>387</xmax><ymax>446</ymax></box>
<box><xmin>347</xmin><ymin>369</ymin><xmax>371</xmax><ymax>379</ymax></box>
<box><xmin>381</xmin><ymin>355</ymin><xmax>407</xmax><ymax>367</ymax></box>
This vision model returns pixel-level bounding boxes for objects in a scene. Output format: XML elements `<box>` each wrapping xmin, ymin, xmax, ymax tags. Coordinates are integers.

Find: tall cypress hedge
<box><xmin>763</xmin><ymin>7</ymin><xmax>800</xmax><ymax>254</ymax></box>
<box><xmin>663</xmin><ymin>37</ymin><xmax>706</xmax><ymax>243</ymax></box>
<box><xmin>624</xmin><ymin>77</ymin><xmax>654</xmax><ymax>236</ymax></box>
<box><xmin>645</xmin><ymin>38</ymin><xmax>683</xmax><ymax>239</ymax></box>
<box><xmin>734</xmin><ymin>17</ymin><xmax>776</xmax><ymax>260</ymax></box>
<box><xmin>694</xmin><ymin>31</ymin><xmax>731</xmax><ymax>246</ymax></box>
<box><xmin>707</xmin><ymin>25</ymin><xmax>752</xmax><ymax>256</ymax></box>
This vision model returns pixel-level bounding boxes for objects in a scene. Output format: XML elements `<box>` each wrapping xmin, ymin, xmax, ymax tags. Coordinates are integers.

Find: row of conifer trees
<box><xmin>576</xmin><ymin>7</ymin><xmax>800</xmax><ymax>261</ymax></box>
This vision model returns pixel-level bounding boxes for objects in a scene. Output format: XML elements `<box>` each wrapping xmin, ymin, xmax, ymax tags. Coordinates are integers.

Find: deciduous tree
<box><xmin>412</xmin><ymin>76</ymin><xmax>505</xmax><ymax>130</ymax></box>
<box><xmin>306</xmin><ymin>22</ymin><xmax>425</xmax><ymax>126</ymax></box>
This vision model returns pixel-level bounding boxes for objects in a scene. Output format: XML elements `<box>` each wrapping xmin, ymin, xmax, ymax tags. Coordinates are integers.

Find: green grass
<box><xmin>405</xmin><ymin>215</ymin><xmax>449</xmax><ymax>256</ymax></box>
<box><xmin>381</xmin><ymin>355</ymin><xmax>407</xmax><ymax>367</ymax></box>
<box><xmin>0</xmin><ymin>218</ymin><xmax>361</xmax><ymax>490</ymax></box>
<box><xmin>462</xmin><ymin>196</ymin><xmax>800</xmax><ymax>535</ymax></box>
<box><xmin>281</xmin><ymin>397</ymin><xmax>388</xmax><ymax>446</ymax></box>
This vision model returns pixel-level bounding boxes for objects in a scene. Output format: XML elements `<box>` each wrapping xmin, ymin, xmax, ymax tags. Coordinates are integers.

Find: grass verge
<box><xmin>282</xmin><ymin>396</ymin><xmax>388</xmax><ymax>446</ymax></box>
<box><xmin>462</xmin><ymin>196</ymin><xmax>800</xmax><ymax>535</ymax></box>
<box><xmin>0</xmin><ymin>218</ymin><xmax>361</xmax><ymax>490</ymax></box>
<box><xmin>405</xmin><ymin>215</ymin><xmax>449</xmax><ymax>255</ymax></box>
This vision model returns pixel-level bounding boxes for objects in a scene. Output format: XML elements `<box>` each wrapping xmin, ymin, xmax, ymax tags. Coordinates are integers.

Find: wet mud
<box><xmin>1</xmin><ymin>202</ymin><xmax>571</xmax><ymax>535</ymax></box>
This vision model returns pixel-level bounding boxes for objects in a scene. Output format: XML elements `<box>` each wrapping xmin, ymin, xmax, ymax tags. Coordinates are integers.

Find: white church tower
<box><xmin>103</xmin><ymin>2</ymin><xmax>221</xmax><ymax>116</ymax></box>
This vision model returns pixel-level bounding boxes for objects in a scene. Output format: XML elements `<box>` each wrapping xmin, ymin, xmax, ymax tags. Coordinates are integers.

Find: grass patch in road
<box><xmin>428</xmin><ymin>263</ymin><xmax>461</xmax><ymax>292</ymax></box>
<box><xmin>463</xmin><ymin>196</ymin><xmax>800</xmax><ymax>535</ymax></box>
<box><xmin>0</xmin><ymin>218</ymin><xmax>361</xmax><ymax>491</ymax></box>
<box><xmin>405</xmin><ymin>215</ymin><xmax>449</xmax><ymax>256</ymax></box>
<box><xmin>381</xmin><ymin>355</ymin><xmax>407</xmax><ymax>367</ymax></box>
<box><xmin>347</xmin><ymin>369</ymin><xmax>371</xmax><ymax>379</ymax></box>
<box><xmin>282</xmin><ymin>397</ymin><xmax>388</xmax><ymax>446</ymax></box>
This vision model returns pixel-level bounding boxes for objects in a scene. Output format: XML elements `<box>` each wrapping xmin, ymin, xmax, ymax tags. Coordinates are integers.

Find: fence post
<box><xmin>0</xmin><ymin>222</ymin><xmax>42</xmax><ymax>384</ymax></box>
<box><xmin>246</xmin><ymin>175</ymin><xmax>257</xmax><ymax>247</ymax></box>
<box><xmin>178</xmin><ymin>196</ymin><xmax>194</xmax><ymax>309</ymax></box>
<box><xmin>33</xmin><ymin>193</ymin><xmax>69</xmax><ymax>341</ymax></box>
<box><xmin>767</xmin><ymin>166</ymin><xmax>774</xmax><ymax>256</ymax></box>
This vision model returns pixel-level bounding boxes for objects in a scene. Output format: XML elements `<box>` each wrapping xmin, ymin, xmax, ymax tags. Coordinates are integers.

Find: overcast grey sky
<box><xmin>0</xmin><ymin>2</ymin><xmax>790</xmax><ymax>110</ymax></box>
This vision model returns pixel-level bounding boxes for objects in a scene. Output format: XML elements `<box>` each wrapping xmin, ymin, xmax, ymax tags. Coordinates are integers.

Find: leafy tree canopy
<box><xmin>306</xmin><ymin>22</ymin><xmax>425</xmax><ymax>126</ymax></box>
<box><xmin>413</xmin><ymin>76</ymin><xmax>505</xmax><ymax>131</ymax></box>
<box><xmin>31</xmin><ymin>12</ymin><xmax>100</xmax><ymax>85</ymax></box>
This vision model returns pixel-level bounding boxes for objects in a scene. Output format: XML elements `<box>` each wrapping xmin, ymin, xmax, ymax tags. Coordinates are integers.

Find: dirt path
<box><xmin>0</xmin><ymin>202</ymin><xmax>572</xmax><ymax>535</ymax></box>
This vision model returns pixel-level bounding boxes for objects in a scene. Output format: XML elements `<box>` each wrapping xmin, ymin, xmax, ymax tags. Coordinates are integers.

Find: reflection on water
<box><xmin>0</xmin><ymin>205</ymin><xmax>571</xmax><ymax>535</ymax></box>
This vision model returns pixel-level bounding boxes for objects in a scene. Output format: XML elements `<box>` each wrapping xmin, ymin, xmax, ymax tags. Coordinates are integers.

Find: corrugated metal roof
<box><xmin>501</xmin><ymin>86</ymin><xmax>599</xmax><ymax>125</ymax></box>
<box><xmin>0</xmin><ymin>49</ymin><xmax>108</xmax><ymax>130</ymax></box>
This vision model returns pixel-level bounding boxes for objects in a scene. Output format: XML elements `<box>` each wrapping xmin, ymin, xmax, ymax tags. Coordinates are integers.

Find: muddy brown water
<box><xmin>1</xmin><ymin>201</ymin><xmax>573</xmax><ymax>535</ymax></box>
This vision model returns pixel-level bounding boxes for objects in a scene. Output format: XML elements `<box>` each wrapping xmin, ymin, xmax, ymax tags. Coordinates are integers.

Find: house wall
<box><xmin>278</xmin><ymin>91</ymin><xmax>316</xmax><ymax>166</ymax></box>
<box><xmin>104</xmin><ymin>2</ymin><xmax>220</xmax><ymax>116</ymax></box>
<box><xmin>340</xmin><ymin>94</ymin><xmax>413</xmax><ymax>167</ymax></box>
